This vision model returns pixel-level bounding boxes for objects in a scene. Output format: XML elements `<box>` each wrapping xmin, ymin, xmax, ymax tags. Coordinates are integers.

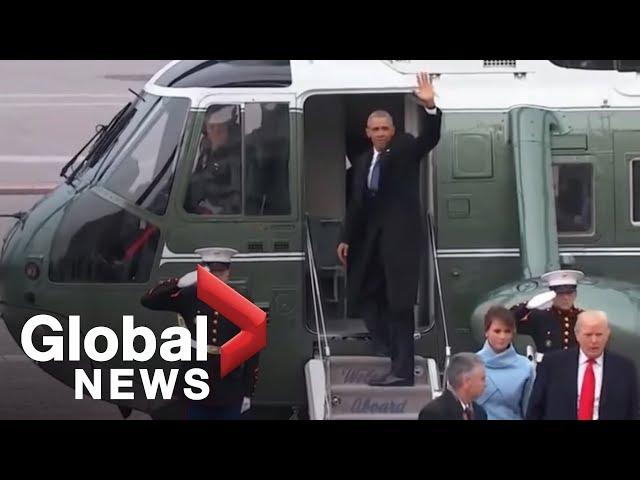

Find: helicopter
<box><xmin>2</xmin><ymin>59</ymin><xmax>640</xmax><ymax>419</ymax></box>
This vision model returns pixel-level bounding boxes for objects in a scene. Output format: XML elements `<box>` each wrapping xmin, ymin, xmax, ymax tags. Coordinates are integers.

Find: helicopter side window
<box><xmin>244</xmin><ymin>103</ymin><xmax>290</xmax><ymax>215</ymax></box>
<box><xmin>553</xmin><ymin>163</ymin><xmax>594</xmax><ymax>234</ymax></box>
<box><xmin>184</xmin><ymin>102</ymin><xmax>291</xmax><ymax>216</ymax></box>
<box><xmin>49</xmin><ymin>192</ymin><xmax>160</xmax><ymax>283</ymax></box>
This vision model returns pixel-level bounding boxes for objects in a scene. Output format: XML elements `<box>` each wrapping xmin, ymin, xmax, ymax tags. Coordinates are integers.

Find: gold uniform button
<box><xmin>565</xmin><ymin>331</ymin><xmax>569</xmax><ymax>336</ymax></box>
<box><xmin>564</xmin><ymin>338</ymin><xmax>569</xmax><ymax>344</ymax></box>
<box><xmin>564</xmin><ymin>317</ymin><xmax>569</xmax><ymax>321</ymax></box>
<box><xmin>213</xmin><ymin>329</ymin><xmax>217</xmax><ymax>334</ymax></box>
<box><xmin>565</xmin><ymin>323</ymin><xmax>570</xmax><ymax>328</ymax></box>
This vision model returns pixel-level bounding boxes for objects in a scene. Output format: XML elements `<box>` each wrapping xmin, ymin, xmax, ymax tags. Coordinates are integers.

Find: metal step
<box><xmin>323</xmin><ymin>318</ymin><xmax>368</xmax><ymax>338</ymax></box>
<box><xmin>329</xmin><ymin>384</ymin><xmax>431</xmax><ymax>419</ymax></box>
<box><xmin>331</xmin><ymin>412</ymin><xmax>418</xmax><ymax>420</ymax></box>
<box><xmin>329</xmin><ymin>356</ymin><xmax>430</xmax><ymax>386</ymax></box>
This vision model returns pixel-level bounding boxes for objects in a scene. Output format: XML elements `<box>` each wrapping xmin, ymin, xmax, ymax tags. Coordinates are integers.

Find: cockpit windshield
<box><xmin>64</xmin><ymin>93</ymin><xmax>158</xmax><ymax>186</ymax></box>
<box><xmin>97</xmin><ymin>96</ymin><xmax>190</xmax><ymax>215</ymax></box>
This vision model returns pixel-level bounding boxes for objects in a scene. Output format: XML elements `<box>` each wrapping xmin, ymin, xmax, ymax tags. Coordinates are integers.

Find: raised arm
<box><xmin>140</xmin><ymin>278</ymin><xmax>183</xmax><ymax>312</ymax></box>
<box><xmin>412</xmin><ymin>72</ymin><xmax>442</xmax><ymax>158</ymax></box>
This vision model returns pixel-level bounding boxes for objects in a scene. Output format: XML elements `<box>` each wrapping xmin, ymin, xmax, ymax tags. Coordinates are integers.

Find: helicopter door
<box><xmin>302</xmin><ymin>92</ymin><xmax>436</xmax><ymax>338</ymax></box>
<box><xmin>164</xmin><ymin>93</ymin><xmax>303</xmax><ymax>400</ymax></box>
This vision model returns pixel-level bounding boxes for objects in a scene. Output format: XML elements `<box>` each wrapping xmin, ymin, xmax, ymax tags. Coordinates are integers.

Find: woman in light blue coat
<box><xmin>476</xmin><ymin>306</ymin><xmax>536</xmax><ymax>420</ymax></box>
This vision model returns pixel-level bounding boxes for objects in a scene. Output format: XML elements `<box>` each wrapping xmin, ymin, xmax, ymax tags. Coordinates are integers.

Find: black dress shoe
<box><xmin>371</xmin><ymin>341</ymin><xmax>391</xmax><ymax>357</ymax></box>
<box><xmin>367</xmin><ymin>371</ymin><xmax>392</xmax><ymax>384</ymax></box>
<box><xmin>368</xmin><ymin>374</ymin><xmax>414</xmax><ymax>387</ymax></box>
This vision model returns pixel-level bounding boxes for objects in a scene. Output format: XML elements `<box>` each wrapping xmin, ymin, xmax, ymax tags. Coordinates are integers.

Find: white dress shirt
<box><xmin>366</xmin><ymin>106</ymin><xmax>438</xmax><ymax>187</ymax></box>
<box><xmin>577</xmin><ymin>350</ymin><xmax>604</xmax><ymax>420</ymax></box>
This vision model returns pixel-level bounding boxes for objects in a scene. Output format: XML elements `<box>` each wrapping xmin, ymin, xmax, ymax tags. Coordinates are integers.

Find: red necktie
<box><xmin>578</xmin><ymin>359</ymin><xmax>596</xmax><ymax>420</ymax></box>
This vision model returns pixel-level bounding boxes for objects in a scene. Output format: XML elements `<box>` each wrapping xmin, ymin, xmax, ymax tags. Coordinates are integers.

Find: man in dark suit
<box><xmin>526</xmin><ymin>310</ymin><xmax>638</xmax><ymax>420</ymax></box>
<box><xmin>336</xmin><ymin>72</ymin><xmax>442</xmax><ymax>387</ymax></box>
<box><xmin>418</xmin><ymin>353</ymin><xmax>487</xmax><ymax>420</ymax></box>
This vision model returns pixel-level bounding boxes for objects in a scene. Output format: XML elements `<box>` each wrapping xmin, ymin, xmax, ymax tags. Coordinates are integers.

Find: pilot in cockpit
<box><xmin>186</xmin><ymin>105</ymin><xmax>242</xmax><ymax>215</ymax></box>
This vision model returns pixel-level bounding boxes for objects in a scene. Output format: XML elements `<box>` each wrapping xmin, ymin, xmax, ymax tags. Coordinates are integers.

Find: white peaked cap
<box><xmin>541</xmin><ymin>269</ymin><xmax>585</xmax><ymax>287</ymax></box>
<box><xmin>195</xmin><ymin>247</ymin><xmax>239</xmax><ymax>264</ymax></box>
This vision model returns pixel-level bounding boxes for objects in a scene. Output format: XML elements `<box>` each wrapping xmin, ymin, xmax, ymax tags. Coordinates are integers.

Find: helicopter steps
<box><xmin>305</xmin><ymin>355</ymin><xmax>441</xmax><ymax>420</ymax></box>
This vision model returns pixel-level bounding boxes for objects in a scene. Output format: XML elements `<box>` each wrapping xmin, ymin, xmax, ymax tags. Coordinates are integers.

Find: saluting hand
<box><xmin>177</xmin><ymin>270</ymin><xmax>198</xmax><ymax>288</ymax></box>
<box><xmin>415</xmin><ymin>72</ymin><xmax>436</xmax><ymax>109</ymax></box>
<box><xmin>526</xmin><ymin>291</ymin><xmax>557</xmax><ymax>310</ymax></box>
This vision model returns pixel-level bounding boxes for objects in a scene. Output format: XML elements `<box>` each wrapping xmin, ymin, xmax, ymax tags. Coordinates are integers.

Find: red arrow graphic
<box><xmin>196</xmin><ymin>265</ymin><xmax>267</xmax><ymax>378</ymax></box>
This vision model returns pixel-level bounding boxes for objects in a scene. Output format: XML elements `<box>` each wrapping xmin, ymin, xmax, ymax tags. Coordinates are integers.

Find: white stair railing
<box><xmin>305</xmin><ymin>217</ymin><xmax>333</xmax><ymax>419</ymax></box>
<box><xmin>427</xmin><ymin>212</ymin><xmax>451</xmax><ymax>384</ymax></box>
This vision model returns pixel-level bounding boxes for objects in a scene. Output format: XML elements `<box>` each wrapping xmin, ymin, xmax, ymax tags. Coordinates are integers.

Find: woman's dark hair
<box><xmin>484</xmin><ymin>306</ymin><xmax>516</xmax><ymax>332</ymax></box>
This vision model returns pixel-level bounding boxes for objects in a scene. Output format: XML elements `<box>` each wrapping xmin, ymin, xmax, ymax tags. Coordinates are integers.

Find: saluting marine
<box><xmin>141</xmin><ymin>247</ymin><xmax>259</xmax><ymax>420</ymax></box>
<box><xmin>511</xmin><ymin>270</ymin><xmax>585</xmax><ymax>354</ymax></box>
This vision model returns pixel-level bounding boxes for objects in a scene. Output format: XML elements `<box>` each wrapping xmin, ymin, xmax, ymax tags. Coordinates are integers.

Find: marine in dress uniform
<box><xmin>140</xmin><ymin>247</ymin><xmax>259</xmax><ymax>420</ymax></box>
<box><xmin>511</xmin><ymin>270</ymin><xmax>584</xmax><ymax>354</ymax></box>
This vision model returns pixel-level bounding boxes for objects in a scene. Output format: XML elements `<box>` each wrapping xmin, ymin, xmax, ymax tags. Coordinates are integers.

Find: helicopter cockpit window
<box><xmin>184</xmin><ymin>102</ymin><xmax>291</xmax><ymax>216</ymax></box>
<box><xmin>49</xmin><ymin>192</ymin><xmax>160</xmax><ymax>283</ymax></box>
<box><xmin>185</xmin><ymin>105</ymin><xmax>243</xmax><ymax>215</ymax></box>
<box><xmin>553</xmin><ymin>163</ymin><xmax>594</xmax><ymax>234</ymax></box>
<box><xmin>102</xmin><ymin>97</ymin><xmax>190</xmax><ymax>216</ymax></box>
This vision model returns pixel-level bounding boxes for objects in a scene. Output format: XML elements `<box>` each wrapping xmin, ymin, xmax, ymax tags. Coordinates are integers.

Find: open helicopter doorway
<box><xmin>303</xmin><ymin>92</ymin><xmax>434</xmax><ymax>341</ymax></box>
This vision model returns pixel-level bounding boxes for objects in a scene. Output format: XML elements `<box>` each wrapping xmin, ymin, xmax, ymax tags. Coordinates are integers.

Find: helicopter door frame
<box><xmin>404</xmin><ymin>96</ymin><xmax>437</xmax><ymax>332</ymax></box>
<box><xmin>197</xmin><ymin>93</ymin><xmax>298</xmax><ymax>116</ymax></box>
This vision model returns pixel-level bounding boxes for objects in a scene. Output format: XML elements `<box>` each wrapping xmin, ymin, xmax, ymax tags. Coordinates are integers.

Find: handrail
<box><xmin>427</xmin><ymin>211</ymin><xmax>452</xmax><ymax>371</ymax></box>
<box><xmin>304</xmin><ymin>216</ymin><xmax>333</xmax><ymax>419</ymax></box>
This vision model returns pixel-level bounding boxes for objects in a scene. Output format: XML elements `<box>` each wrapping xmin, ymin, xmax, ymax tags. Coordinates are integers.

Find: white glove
<box><xmin>177</xmin><ymin>270</ymin><xmax>198</xmax><ymax>288</ymax></box>
<box><xmin>241</xmin><ymin>397</ymin><xmax>251</xmax><ymax>414</ymax></box>
<box><xmin>526</xmin><ymin>291</ymin><xmax>556</xmax><ymax>310</ymax></box>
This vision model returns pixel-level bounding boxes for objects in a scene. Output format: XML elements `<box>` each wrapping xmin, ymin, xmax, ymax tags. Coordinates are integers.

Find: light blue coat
<box><xmin>476</xmin><ymin>341</ymin><xmax>536</xmax><ymax>420</ymax></box>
